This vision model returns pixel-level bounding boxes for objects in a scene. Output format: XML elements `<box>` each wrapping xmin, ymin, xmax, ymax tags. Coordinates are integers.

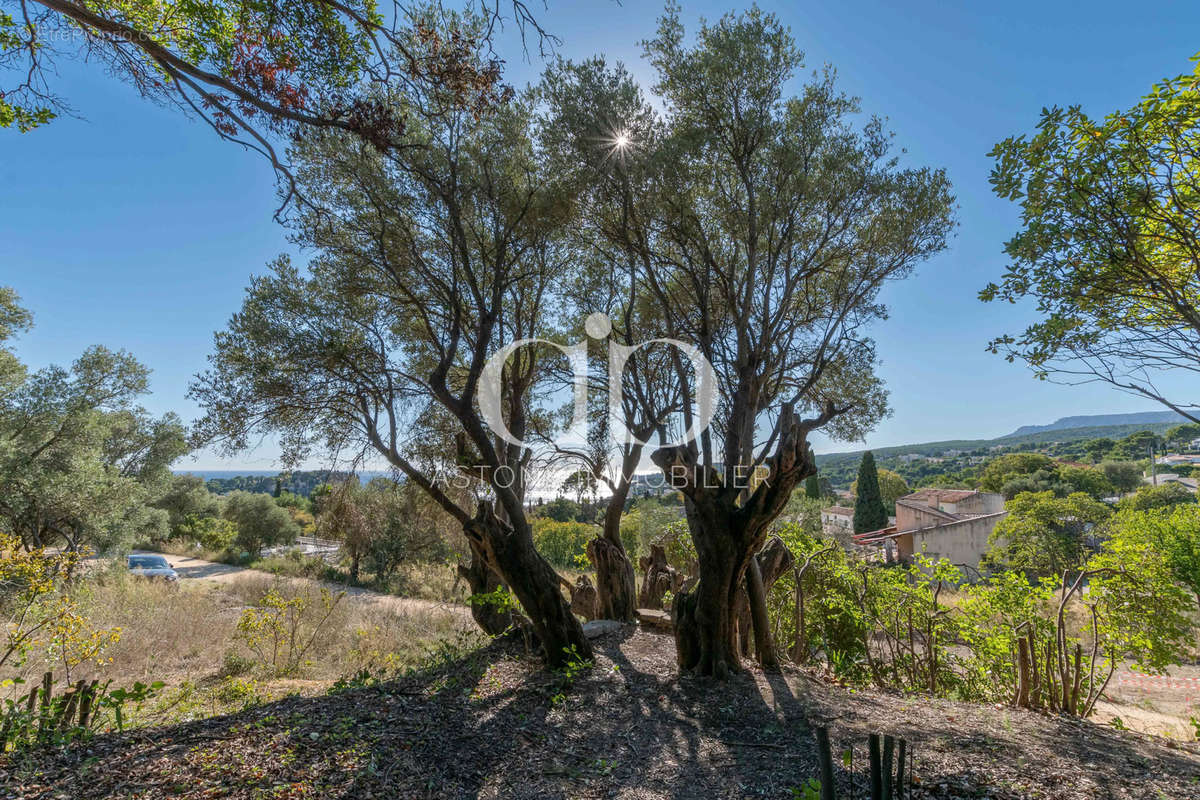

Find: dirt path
<box><xmin>135</xmin><ymin>550</ymin><xmax>473</xmax><ymax>624</ymax></box>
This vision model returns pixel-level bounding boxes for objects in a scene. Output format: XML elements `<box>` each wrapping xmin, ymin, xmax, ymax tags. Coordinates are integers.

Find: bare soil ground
<box><xmin>4</xmin><ymin>628</ymin><xmax>1199</xmax><ymax>800</ymax></box>
<box><xmin>1093</xmin><ymin>665</ymin><xmax>1200</xmax><ymax>741</ymax></box>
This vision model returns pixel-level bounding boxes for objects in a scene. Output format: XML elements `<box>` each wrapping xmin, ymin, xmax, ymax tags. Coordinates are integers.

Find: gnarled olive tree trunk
<box><xmin>588</xmin><ymin>483</ymin><xmax>637</xmax><ymax>621</ymax></box>
<box><xmin>456</xmin><ymin>539</ymin><xmax>517</xmax><ymax>637</ymax></box>
<box><xmin>655</xmin><ymin>407</ymin><xmax>826</xmax><ymax>677</ymax></box>
<box><xmin>667</xmin><ymin>497</ymin><xmax>762</xmax><ymax>678</ymax></box>
<box><xmin>736</xmin><ymin>536</ymin><xmax>795</xmax><ymax>668</ymax></box>
<box><xmin>463</xmin><ymin>502</ymin><xmax>592</xmax><ymax>668</ymax></box>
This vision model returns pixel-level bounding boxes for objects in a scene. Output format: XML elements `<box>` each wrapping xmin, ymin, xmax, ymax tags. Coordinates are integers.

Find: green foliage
<box><xmin>655</xmin><ymin>520</ymin><xmax>697</xmax><ymax>576</ymax></box>
<box><xmin>768</xmin><ymin>523</ymin><xmax>872</xmax><ymax>680</ymax></box>
<box><xmin>985</xmin><ymin>491</ymin><xmax>1112</xmax><ymax>575</ymax></box>
<box><xmin>560</xmin><ymin>470</ymin><xmax>598</xmax><ymax>505</ymax></box>
<box><xmin>317</xmin><ymin>478</ymin><xmax>450</xmax><ymax>581</ymax></box>
<box><xmin>0</xmin><ymin>294</ymin><xmax>189</xmax><ymax>554</ymax></box>
<box><xmin>1</xmin><ymin>534</ymin><xmax>121</xmax><ymax>674</ymax></box>
<box><xmin>0</xmin><ymin>0</ymin><xmax>401</xmax><ymax>140</ymax></box>
<box><xmin>984</xmin><ymin>59</ymin><xmax>1200</xmax><ymax>422</ymax></box>
<box><xmin>222</xmin><ymin>491</ymin><xmax>301</xmax><ymax>557</ymax></box>
<box><xmin>466</xmin><ymin>585</ymin><xmax>517</xmax><ymax>615</ymax></box>
<box><xmin>1088</xmin><ymin>530</ymin><xmax>1193</xmax><ymax>675</ymax></box>
<box><xmin>852</xmin><ymin>452</ymin><xmax>888</xmax><ymax>533</ymax></box>
<box><xmin>778</xmin><ymin>493</ymin><xmax>825</xmax><ymax>535</ymax></box>
<box><xmin>766</xmin><ymin>518</ymin><xmax>1192</xmax><ymax>713</ymax></box>
<box><xmin>1057</xmin><ymin>466</ymin><xmax>1114</xmax><ymax>498</ymax></box>
<box><xmin>274</xmin><ymin>490</ymin><xmax>312</xmax><ymax>512</ymax></box>
<box><xmin>1084</xmin><ymin>438</ymin><xmax>1116</xmax><ymax>463</ymax></box>
<box><xmin>234</xmin><ymin>586</ymin><xmax>345</xmax><ymax>676</ymax></box>
<box><xmin>616</xmin><ymin>515</ymin><xmax>641</xmax><ymax>563</ymax></box>
<box><xmin>1111</xmin><ymin>431</ymin><xmax>1160</xmax><ymax>461</ymax></box>
<box><xmin>535</xmin><ymin>497</ymin><xmax>586</xmax><ymax>523</ymax></box>
<box><xmin>1105</xmin><ymin>505</ymin><xmax>1200</xmax><ymax>608</ymax></box>
<box><xmin>790</xmin><ymin>778</ymin><xmax>822</xmax><ymax>800</ymax></box>
<box><xmin>955</xmin><ymin>570</ymin><xmax>1055</xmax><ymax>704</ymax></box>
<box><xmin>204</xmin><ymin>471</ymin><xmax>354</xmax><ymax>498</ymax></box>
<box><xmin>532</xmin><ymin>519</ymin><xmax>595</xmax><ymax>570</ymax></box>
<box><xmin>1</xmin><ymin>674</ymin><xmax>162</xmax><ymax>752</ymax></box>
<box><xmin>970</xmin><ymin>454</ymin><xmax>1121</xmax><ymax>500</ymax></box>
<box><xmin>1165</xmin><ymin>423</ymin><xmax>1200</xmax><ymax>448</ymax></box>
<box><xmin>153</xmin><ymin>475</ymin><xmax>221</xmax><ymax>538</ymax></box>
<box><xmin>177</xmin><ymin>515</ymin><xmax>237</xmax><ymax>551</ymax></box>
<box><xmin>1100</xmin><ymin>461</ymin><xmax>1145</xmax><ymax>494</ymax></box>
<box><xmin>1117</xmin><ymin>482</ymin><xmax>1196</xmax><ymax>512</ymax></box>
<box><xmin>547</xmin><ymin>644</ymin><xmax>593</xmax><ymax>707</ymax></box>
<box><xmin>621</xmin><ymin>497</ymin><xmax>684</xmax><ymax>558</ymax></box>
<box><xmin>804</xmin><ymin>474</ymin><xmax>820</xmax><ymax>500</ymax></box>
<box><xmin>979</xmin><ymin>453</ymin><xmax>1056</xmax><ymax>493</ymax></box>
<box><xmin>851</xmin><ymin>468</ymin><xmax>909</xmax><ymax>513</ymax></box>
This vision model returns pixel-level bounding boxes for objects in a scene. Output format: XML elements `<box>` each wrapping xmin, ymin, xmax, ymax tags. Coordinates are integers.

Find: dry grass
<box><xmin>5</xmin><ymin>562</ymin><xmax>477</xmax><ymax>729</ymax></box>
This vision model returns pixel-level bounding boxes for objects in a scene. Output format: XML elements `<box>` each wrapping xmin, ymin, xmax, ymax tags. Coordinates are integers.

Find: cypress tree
<box><xmin>805</xmin><ymin>474</ymin><xmax>821</xmax><ymax>499</ymax></box>
<box><xmin>853</xmin><ymin>451</ymin><xmax>888</xmax><ymax>533</ymax></box>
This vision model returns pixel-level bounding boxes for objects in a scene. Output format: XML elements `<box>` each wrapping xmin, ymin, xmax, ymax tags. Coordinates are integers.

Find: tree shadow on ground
<box><xmin>5</xmin><ymin>628</ymin><xmax>1199</xmax><ymax>800</ymax></box>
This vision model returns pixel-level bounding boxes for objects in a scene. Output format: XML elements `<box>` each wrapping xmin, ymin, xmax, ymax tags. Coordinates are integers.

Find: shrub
<box><xmin>1</xmin><ymin>674</ymin><xmax>163</xmax><ymax>751</ymax></box>
<box><xmin>234</xmin><ymin>585</ymin><xmax>345</xmax><ymax>675</ymax></box>
<box><xmin>532</xmin><ymin>519</ymin><xmax>595</xmax><ymax>569</ymax></box>
<box><xmin>176</xmin><ymin>514</ymin><xmax>237</xmax><ymax>551</ymax></box>
<box><xmin>274</xmin><ymin>491</ymin><xmax>312</xmax><ymax>512</ymax></box>
<box><xmin>535</xmin><ymin>497</ymin><xmax>584</xmax><ymax>523</ymax></box>
<box><xmin>0</xmin><ymin>534</ymin><xmax>121</xmax><ymax>678</ymax></box>
<box><xmin>1116</xmin><ymin>482</ymin><xmax>1196</xmax><ymax>512</ymax></box>
<box><xmin>655</xmin><ymin>519</ymin><xmax>697</xmax><ymax>576</ymax></box>
<box><xmin>222</xmin><ymin>491</ymin><xmax>301</xmax><ymax>557</ymax></box>
<box><xmin>766</xmin><ymin>518</ymin><xmax>1192</xmax><ymax>715</ymax></box>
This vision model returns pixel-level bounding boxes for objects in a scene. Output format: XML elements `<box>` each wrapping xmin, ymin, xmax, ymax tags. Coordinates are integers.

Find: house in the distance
<box><xmin>820</xmin><ymin>506</ymin><xmax>854</xmax><ymax>537</ymax></box>
<box><xmin>1145</xmin><ymin>473</ymin><xmax>1199</xmax><ymax>493</ymax></box>
<box><xmin>854</xmin><ymin>489</ymin><xmax>1007</xmax><ymax>571</ymax></box>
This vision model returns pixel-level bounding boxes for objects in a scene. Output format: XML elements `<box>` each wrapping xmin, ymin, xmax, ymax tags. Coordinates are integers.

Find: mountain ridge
<box><xmin>1002</xmin><ymin>410</ymin><xmax>1186</xmax><ymax>438</ymax></box>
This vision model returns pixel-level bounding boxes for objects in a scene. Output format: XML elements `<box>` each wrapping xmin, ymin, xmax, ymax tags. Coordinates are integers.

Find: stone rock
<box><xmin>581</xmin><ymin>619</ymin><xmax>625</xmax><ymax>639</ymax></box>
<box><xmin>636</xmin><ymin>608</ymin><xmax>674</xmax><ymax>632</ymax></box>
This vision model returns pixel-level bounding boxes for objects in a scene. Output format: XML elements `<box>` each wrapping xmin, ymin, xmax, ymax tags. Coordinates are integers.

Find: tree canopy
<box><xmin>852</xmin><ymin>452</ymin><xmax>888</xmax><ymax>533</ymax></box>
<box><xmin>0</xmin><ymin>289</ymin><xmax>187</xmax><ymax>553</ymax></box>
<box><xmin>852</xmin><ymin>466</ymin><xmax>908</xmax><ymax>514</ymax></box>
<box><xmin>985</xmin><ymin>60</ymin><xmax>1200</xmax><ymax>423</ymax></box>
<box><xmin>985</xmin><ymin>490</ymin><xmax>1112</xmax><ymax>576</ymax></box>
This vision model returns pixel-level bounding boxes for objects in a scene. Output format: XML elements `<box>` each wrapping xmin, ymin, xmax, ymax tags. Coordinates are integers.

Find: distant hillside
<box><xmin>174</xmin><ymin>469</ymin><xmax>391</xmax><ymax>497</ymax></box>
<box><xmin>813</xmin><ymin>418</ymin><xmax>1179</xmax><ymax>489</ymax></box>
<box><xmin>1003</xmin><ymin>411</ymin><xmax>1186</xmax><ymax>438</ymax></box>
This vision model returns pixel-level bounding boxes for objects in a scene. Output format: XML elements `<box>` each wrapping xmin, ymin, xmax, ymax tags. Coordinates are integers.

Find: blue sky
<box><xmin>3</xmin><ymin>1</ymin><xmax>1198</xmax><ymax>469</ymax></box>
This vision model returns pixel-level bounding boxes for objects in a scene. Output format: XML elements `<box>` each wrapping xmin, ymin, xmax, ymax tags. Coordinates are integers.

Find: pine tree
<box><xmin>805</xmin><ymin>474</ymin><xmax>821</xmax><ymax>499</ymax></box>
<box><xmin>853</xmin><ymin>451</ymin><xmax>888</xmax><ymax>533</ymax></box>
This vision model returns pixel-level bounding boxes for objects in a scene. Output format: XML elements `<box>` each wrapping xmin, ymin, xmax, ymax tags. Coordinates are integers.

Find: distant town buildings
<box><xmin>1145</xmin><ymin>473</ymin><xmax>1199</xmax><ymax>493</ymax></box>
<box><xmin>820</xmin><ymin>506</ymin><xmax>854</xmax><ymax>534</ymax></box>
<box><xmin>1157</xmin><ymin>453</ymin><xmax>1200</xmax><ymax>469</ymax></box>
<box><xmin>849</xmin><ymin>489</ymin><xmax>1007</xmax><ymax>571</ymax></box>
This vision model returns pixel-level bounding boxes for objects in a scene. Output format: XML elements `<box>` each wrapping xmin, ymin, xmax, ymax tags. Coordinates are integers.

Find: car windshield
<box><xmin>128</xmin><ymin>555</ymin><xmax>169</xmax><ymax>569</ymax></box>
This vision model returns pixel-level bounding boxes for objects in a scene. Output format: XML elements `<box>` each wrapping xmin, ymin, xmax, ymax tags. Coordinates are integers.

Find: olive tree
<box><xmin>0</xmin><ymin>289</ymin><xmax>187</xmax><ymax>554</ymax></box>
<box><xmin>635</xmin><ymin>8</ymin><xmax>954</xmax><ymax>676</ymax></box>
<box><xmin>5</xmin><ymin>0</ymin><xmax>548</xmax><ymax>203</ymax></box>
<box><xmin>536</xmin><ymin>57</ymin><xmax>682</xmax><ymax>622</ymax></box>
<box><xmin>191</xmin><ymin>84</ymin><xmax>593</xmax><ymax>666</ymax></box>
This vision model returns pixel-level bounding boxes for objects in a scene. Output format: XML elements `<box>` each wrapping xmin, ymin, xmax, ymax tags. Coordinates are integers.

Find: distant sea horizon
<box><xmin>174</xmin><ymin>469</ymin><xmax>392</xmax><ymax>481</ymax></box>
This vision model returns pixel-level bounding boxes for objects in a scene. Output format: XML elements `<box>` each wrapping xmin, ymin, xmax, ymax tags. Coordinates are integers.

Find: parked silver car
<box><xmin>126</xmin><ymin>554</ymin><xmax>180</xmax><ymax>582</ymax></box>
